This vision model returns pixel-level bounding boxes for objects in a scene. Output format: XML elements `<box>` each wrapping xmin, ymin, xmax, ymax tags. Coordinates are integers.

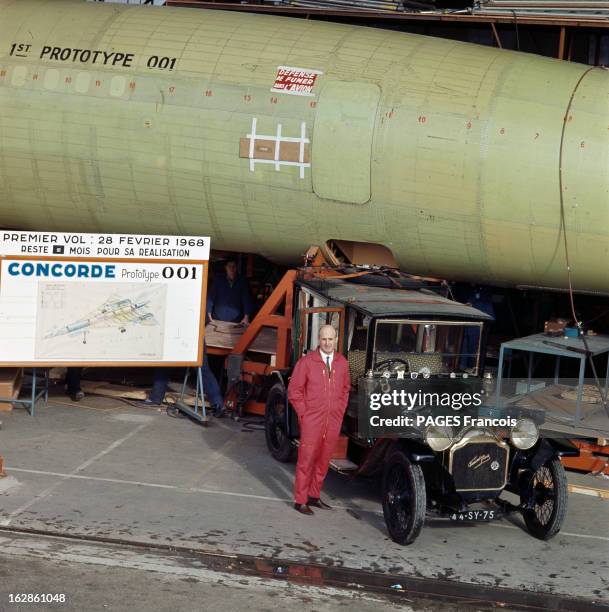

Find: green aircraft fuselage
<box><xmin>0</xmin><ymin>0</ymin><xmax>608</xmax><ymax>291</ymax></box>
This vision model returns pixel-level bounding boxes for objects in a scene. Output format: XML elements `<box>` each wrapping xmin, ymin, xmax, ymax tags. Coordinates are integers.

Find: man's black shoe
<box><xmin>308</xmin><ymin>497</ymin><xmax>332</xmax><ymax>509</ymax></box>
<box><xmin>69</xmin><ymin>390</ymin><xmax>85</xmax><ymax>402</ymax></box>
<box><xmin>293</xmin><ymin>503</ymin><xmax>314</xmax><ymax>515</ymax></box>
<box><xmin>212</xmin><ymin>405</ymin><xmax>225</xmax><ymax>418</ymax></box>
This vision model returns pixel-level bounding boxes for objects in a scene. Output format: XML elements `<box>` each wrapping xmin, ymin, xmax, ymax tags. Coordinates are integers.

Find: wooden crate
<box><xmin>0</xmin><ymin>368</ymin><xmax>23</xmax><ymax>411</ymax></box>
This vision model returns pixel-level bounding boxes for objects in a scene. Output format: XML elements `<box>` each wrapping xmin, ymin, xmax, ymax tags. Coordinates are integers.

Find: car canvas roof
<box><xmin>298</xmin><ymin>278</ymin><xmax>494</xmax><ymax>321</ymax></box>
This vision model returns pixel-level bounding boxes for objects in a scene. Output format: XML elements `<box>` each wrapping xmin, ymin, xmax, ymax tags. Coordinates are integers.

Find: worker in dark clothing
<box><xmin>145</xmin><ymin>346</ymin><xmax>223</xmax><ymax>414</ymax></box>
<box><xmin>460</xmin><ymin>285</ymin><xmax>495</xmax><ymax>370</ymax></box>
<box><xmin>206</xmin><ymin>260</ymin><xmax>253</xmax><ymax>325</ymax></box>
<box><xmin>205</xmin><ymin>259</ymin><xmax>254</xmax><ymax>414</ymax></box>
<box><xmin>66</xmin><ymin>367</ymin><xmax>84</xmax><ymax>401</ymax></box>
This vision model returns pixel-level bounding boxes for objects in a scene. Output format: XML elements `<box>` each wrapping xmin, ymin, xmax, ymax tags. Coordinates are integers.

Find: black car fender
<box><xmin>389</xmin><ymin>439</ymin><xmax>436</xmax><ymax>464</ymax></box>
<box><xmin>527</xmin><ymin>438</ymin><xmax>579</xmax><ymax>472</ymax></box>
<box><xmin>354</xmin><ymin>439</ymin><xmax>435</xmax><ymax>477</ymax></box>
<box><xmin>510</xmin><ymin>437</ymin><xmax>579</xmax><ymax>491</ymax></box>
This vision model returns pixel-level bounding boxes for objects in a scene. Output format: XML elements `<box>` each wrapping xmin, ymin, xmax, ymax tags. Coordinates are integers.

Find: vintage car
<box><xmin>263</xmin><ymin>272</ymin><xmax>579</xmax><ymax>544</ymax></box>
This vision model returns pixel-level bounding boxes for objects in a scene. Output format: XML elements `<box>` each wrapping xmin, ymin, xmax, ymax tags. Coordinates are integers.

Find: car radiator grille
<box><xmin>449</xmin><ymin>437</ymin><xmax>509</xmax><ymax>492</ymax></box>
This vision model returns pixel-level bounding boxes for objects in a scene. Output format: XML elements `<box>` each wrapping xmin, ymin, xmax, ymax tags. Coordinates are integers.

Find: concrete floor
<box><xmin>0</xmin><ymin>395</ymin><xmax>608</xmax><ymax>608</ymax></box>
<box><xmin>0</xmin><ymin>531</ymin><xmax>418</xmax><ymax>612</ymax></box>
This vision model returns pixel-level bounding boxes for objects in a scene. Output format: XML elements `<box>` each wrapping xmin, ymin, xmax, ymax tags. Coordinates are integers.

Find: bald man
<box><xmin>288</xmin><ymin>325</ymin><xmax>351</xmax><ymax>515</ymax></box>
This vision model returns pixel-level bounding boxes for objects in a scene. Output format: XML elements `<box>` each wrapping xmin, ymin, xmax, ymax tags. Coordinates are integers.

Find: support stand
<box><xmin>175</xmin><ymin>367</ymin><xmax>209</xmax><ymax>426</ymax></box>
<box><xmin>0</xmin><ymin>368</ymin><xmax>48</xmax><ymax>416</ymax></box>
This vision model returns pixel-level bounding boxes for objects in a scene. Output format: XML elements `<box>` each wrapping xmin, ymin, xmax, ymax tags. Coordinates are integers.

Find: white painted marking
<box><xmin>74</xmin><ymin>421</ymin><xmax>152</xmax><ymax>473</ymax></box>
<box><xmin>4</xmin><ymin>467</ymin><xmax>287</xmax><ymax>502</ymax></box>
<box><xmin>248</xmin><ymin>117</ymin><xmax>257</xmax><ymax>172</ymax></box>
<box><xmin>0</xmin><ymin>421</ymin><xmax>152</xmax><ymax>526</ymax></box>
<box><xmin>488</xmin><ymin>521</ymin><xmax>609</xmax><ymax>542</ymax></box>
<box><xmin>112</xmin><ymin>413</ymin><xmax>155</xmax><ymax>423</ymax></box>
<box><xmin>246</xmin><ymin>135</ymin><xmax>310</xmax><ymax>144</ymax></box>
<box><xmin>3</xmin><ymin>466</ymin><xmax>374</xmax><ymax>512</ymax></box>
<box><xmin>568</xmin><ymin>484</ymin><xmax>609</xmax><ymax>499</ymax></box>
<box><xmin>299</xmin><ymin>121</ymin><xmax>306</xmax><ymax>179</ymax></box>
<box><xmin>558</xmin><ymin>530</ymin><xmax>609</xmax><ymax>542</ymax></box>
<box><xmin>274</xmin><ymin>123</ymin><xmax>282</xmax><ymax>171</ymax></box>
<box><xmin>248</xmin><ymin>159</ymin><xmax>311</xmax><ymax>169</ymax></box>
<box><xmin>246</xmin><ymin>118</ymin><xmax>310</xmax><ymax>178</ymax></box>
<box><xmin>189</xmin><ymin>432</ymin><xmax>242</xmax><ymax>481</ymax></box>
<box><xmin>4</xmin><ymin>465</ymin><xmax>607</xmax><ymax>543</ymax></box>
<box><xmin>6</xmin><ymin>468</ymin><xmax>178</xmax><ymax>490</ymax></box>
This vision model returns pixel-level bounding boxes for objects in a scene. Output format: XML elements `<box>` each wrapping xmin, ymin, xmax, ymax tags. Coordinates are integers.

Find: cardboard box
<box><xmin>515</xmin><ymin>379</ymin><xmax>546</xmax><ymax>395</ymax></box>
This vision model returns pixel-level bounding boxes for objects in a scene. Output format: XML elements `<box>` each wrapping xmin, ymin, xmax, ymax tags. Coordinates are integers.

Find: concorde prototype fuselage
<box><xmin>0</xmin><ymin>0</ymin><xmax>608</xmax><ymax>291</ymax></box>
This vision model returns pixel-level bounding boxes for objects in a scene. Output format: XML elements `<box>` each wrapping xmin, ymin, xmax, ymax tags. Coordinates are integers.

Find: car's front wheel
<box><xmin>521</xmin><ymin>457</ymin><xmax>568</xmax><ymax>540</ymax></box>
<box><xmin>382</xmin><ymin>449</ymin><xmax>426</xmax><ymax>545</ymax></box>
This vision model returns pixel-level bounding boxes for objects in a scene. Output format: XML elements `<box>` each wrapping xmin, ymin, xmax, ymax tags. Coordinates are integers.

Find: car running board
<box><xmin>329</xmin><ymin>459</ymin><xmax>358</xmax><ymax>473</ymax></box>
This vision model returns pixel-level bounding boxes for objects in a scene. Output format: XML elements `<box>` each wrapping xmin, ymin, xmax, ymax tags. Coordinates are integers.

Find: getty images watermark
<box><xmin>358</xmin><ymin>376</ymin><xmax>604</xmax><ymax>438</ymax></box>
<box><xmin>367</xmin><ymin>388</ymin><xmax>517</xmax><ymax>431</ymax></box>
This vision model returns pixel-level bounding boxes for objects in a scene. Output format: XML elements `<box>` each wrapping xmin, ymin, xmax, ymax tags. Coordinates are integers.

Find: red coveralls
<box><xmin>287</xmin><ymin>349</ymin><xmax>351</xmax><ymax>505</ymax></box>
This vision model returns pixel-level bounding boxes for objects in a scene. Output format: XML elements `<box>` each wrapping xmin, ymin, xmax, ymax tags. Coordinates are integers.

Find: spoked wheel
<box><xmin>382</xmin><ymin>450</ymin><xmax>426</xmax><ymax>545</ymax></box>
<box><xmin>264</xmin><ymin>383</ymin><xmax>295</xmax><ymax>463</ymax></box>
<box><xmin>521</xmin><ymin>457</ymin><xmax>568</xmax><ymax>540</ymax></box>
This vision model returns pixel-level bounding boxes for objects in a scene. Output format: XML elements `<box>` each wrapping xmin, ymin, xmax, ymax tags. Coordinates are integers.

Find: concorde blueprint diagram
<box><xmin>35</xmin><ymin>282</ymin><xmax>167</xmax><ymax>360</ymax></box>
<box><xmin>44</xmin><ymin>296</ymin><xmax>158</xmax><ymax>339</ymax></box>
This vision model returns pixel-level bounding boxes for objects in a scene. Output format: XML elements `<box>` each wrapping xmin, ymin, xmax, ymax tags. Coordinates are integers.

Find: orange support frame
<box><xmin>224</xmin><ymin>247</ymin><xmax>350</xmax><ymax>415</ymax></box>
<box><xmin>0</xmin><ymin>454</ymin><xmax>5</xmax><ymax>478</ymax></box>
<box><xmin>561</xmin><ymin>439</ymin><xmax>609</xmax><ymax>476</ymax></box>
<box><xmin>223</xmin><ymin>270</ymin><xmax>297</xmax><ymax>416</ymax></box>
<box><xmin>231</xmin><ymin>269</ymin><xmax>297</xmax><ymax>375</ymax></box>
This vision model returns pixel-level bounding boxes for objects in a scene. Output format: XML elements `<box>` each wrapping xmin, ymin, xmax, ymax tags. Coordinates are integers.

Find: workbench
<box><xmin>496</xmin><ymin>333</ymin><xmax>609</xmax><ymax>425</ymax></box>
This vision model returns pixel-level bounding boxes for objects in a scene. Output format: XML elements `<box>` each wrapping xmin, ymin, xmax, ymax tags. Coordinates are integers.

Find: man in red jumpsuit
<box><xmin>288</xmin><ymin>324</ymin><xmax>351</xmax><ymax>515</ymax></box>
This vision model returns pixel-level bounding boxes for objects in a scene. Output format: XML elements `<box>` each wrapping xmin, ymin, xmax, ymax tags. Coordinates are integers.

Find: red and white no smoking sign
<box><xmin>271</xmin><ymin>66</ymin><xmax>323</xmax><ymax>97</ymax></box>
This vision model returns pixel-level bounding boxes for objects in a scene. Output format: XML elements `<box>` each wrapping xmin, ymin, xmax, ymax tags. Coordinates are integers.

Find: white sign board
<box><xmin>0</xmin><ymin>232</ymin><xmax>209</xmax><ymax>366</ymax></box>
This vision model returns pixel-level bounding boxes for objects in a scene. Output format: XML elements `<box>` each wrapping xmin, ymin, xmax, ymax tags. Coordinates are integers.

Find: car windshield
<box><xmin>373</xmin><ymin>320</ymin><xmax>484</xmax><ymax>375</ymax></box>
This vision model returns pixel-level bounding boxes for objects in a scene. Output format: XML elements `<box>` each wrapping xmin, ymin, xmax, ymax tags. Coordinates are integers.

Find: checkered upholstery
<box><xmin>347</xmin><ymin>349</ymin><xmax>367</xmax><ymax>385</ymax></box>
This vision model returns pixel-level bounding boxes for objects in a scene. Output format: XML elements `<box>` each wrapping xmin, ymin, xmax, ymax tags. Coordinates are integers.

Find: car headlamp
<box><xmin>425</xmin><ymin>425</ymin><xmax>454</xmax><ymax>452</ymax></box>
<box><xmin>510</xmin><ymin>418</ymin><xmax>539</xmax><ymax>450</ymax></box>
